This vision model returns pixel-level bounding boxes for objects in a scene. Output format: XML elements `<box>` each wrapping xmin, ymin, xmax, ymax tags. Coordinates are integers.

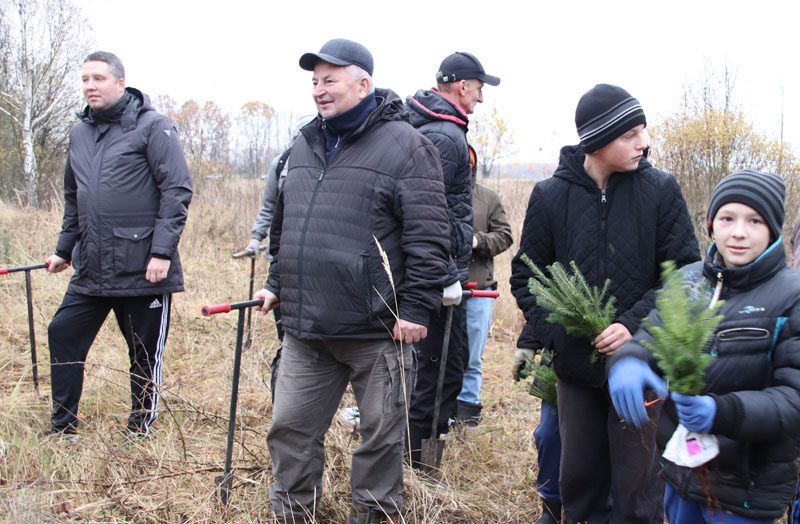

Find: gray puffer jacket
<box><xmin>56</xmin><ymin>88</ymin><xmax>192</xmax><ymax>296</ymax></box>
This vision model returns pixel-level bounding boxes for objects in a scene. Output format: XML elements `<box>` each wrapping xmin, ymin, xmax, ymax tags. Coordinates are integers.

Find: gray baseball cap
<box><xmin>299</xmin><ymin>38</ymin><xmax>374</xmax><ymax>76</ymax></box>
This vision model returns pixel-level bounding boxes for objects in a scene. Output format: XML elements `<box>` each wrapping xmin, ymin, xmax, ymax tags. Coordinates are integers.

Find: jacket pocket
<box><xmin>113</xmin><ymin>226</ymin><xmax>154</xmax><ymax>276</ymax></box>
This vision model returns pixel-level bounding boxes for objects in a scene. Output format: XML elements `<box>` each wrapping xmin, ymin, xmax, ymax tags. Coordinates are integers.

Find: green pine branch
<box><xmin>521</xmin><ymin>254</ymin><xmax>616</xmax><ymax>362</ymax></box>
<box><xmin>642</xmin><ymin>261</ymin><xmax>723</xmax><ymax>395</ymax></box>
<box><xmin>524</xmin><ymin>350</ymin><xmax>558</xmax><ymax>406</ymax></box>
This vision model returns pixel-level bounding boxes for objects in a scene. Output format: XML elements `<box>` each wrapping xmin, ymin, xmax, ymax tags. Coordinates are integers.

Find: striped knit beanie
<box><xmin>707</xmin><ymin>170</ymin><xmax>785</xmax><ymax>240</ymax></box>
<box><xmin>575</xmin><ymin>84</ymin><xmax>647</xmax><ymax>154</ymax></box>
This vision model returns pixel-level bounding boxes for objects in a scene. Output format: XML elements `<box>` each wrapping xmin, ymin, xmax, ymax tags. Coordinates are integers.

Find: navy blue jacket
<box><xmin>405</xmin><ymin>90</ymin><xmax>472</xmax><ymax>285</ymax></box>
<box><xmin>611</xmin><ymin>242</ymin><xmax>800</xmax><ymax>518</ymax></box>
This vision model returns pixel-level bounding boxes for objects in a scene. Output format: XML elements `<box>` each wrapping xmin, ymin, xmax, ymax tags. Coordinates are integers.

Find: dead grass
<box><xmin>0</xmin><ymin>181</ymin><xmax>546</xmax><ymax>523</ymax></box>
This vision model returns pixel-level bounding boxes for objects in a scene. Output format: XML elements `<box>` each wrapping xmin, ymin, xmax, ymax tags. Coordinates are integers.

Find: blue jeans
<box><xmin>534</xmin><ymin>400</ymin><xmax>561</xmax><ymax>501</ymax></box>
<box><xmin>457</xmin><ymin>297</ymin><xmax>494</xmax><ymax>406</ymax></box>
<box><xmin>664</xmin><ymin>484</ymin><xmax>774</xmax><ymax>524</ymax></box>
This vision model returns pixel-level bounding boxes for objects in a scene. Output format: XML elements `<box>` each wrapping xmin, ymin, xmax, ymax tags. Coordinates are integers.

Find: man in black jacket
<box><xmin>405</xmin><ymin>52</ymin><xmax>500</xmax><ymax>469</ymax></box>
<box><xmin>45</xmin><ymin>51</ymin><xmax>192</xmax><ymax>438</ymax></box>
<box><xmin>510</xmin><ymin>84</ymin><xmax>700</xmax><ymax>523</ymax></box>
<box><xmin>254</xmin><ymin>39</ymin><xmax>451</xmax><ymax>524</ymax></box>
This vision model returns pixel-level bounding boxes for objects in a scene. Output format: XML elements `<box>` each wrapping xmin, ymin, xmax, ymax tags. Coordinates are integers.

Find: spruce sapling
<box><xmin>524</xmin><ymin>350</ymin><xmax>558</xmax><ymax>406</ymax></box>
<box><xmin>521</xmin><ymin>254</ymin><xmax>615</xmax><ymax>362</ymax></box>
<box><xmin>642</xmin><ymin>261</ymin><xmax>723</xmax><ymax>395</ymax></box>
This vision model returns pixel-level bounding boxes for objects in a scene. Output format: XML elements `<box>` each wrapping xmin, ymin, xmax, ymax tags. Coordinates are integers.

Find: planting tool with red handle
<box><xmin>1</xmin><ymin>260</ymin><xmax>50</xmax><ymax>395</ymax></box>
<box><xmin>201</xmin><ymin>298</ymin><xmax>264</xmax><ymax>506</ymax></box>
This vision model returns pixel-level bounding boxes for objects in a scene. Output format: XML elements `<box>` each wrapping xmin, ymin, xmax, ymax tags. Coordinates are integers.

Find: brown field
<box><xmin>0</xmin><ymin>178</ymin><xmax>549</xmax><ymax>523</ymax></box>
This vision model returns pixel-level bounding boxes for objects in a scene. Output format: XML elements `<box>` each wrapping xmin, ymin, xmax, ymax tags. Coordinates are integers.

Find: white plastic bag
<box><xmin>662</xmin><ymin>424</ymin><xmax>719</xmax><ymax>468</ymax></box>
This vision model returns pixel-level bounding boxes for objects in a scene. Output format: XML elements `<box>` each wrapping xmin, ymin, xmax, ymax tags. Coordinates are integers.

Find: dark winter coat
<box><xmin>56</xmin><ymin>88</ymin><xmax>192</xmax><ymax>296</ymax></box>
<box><xmin>610</xmin><ymin>242</ymin><xmax>800</xmax><ymax>518</ymax></box>
<box><xmin>510</xmin><ymin>145</ymin><xmax>700</xmax><ymax>386</ymax></box>
<box><xmin>265</xmin><ymin>88</ymin><xmax>451</xmax><ymax>340</ymax></box>
<box><xmin>469</xmin><ymin>181</ymin><xmax>513</xmax><ymax>290</ymax></box>
<box><xmin>405</xmin><ymin>89</ymin><xmax>473</xmax><ymax>285</ymax></box>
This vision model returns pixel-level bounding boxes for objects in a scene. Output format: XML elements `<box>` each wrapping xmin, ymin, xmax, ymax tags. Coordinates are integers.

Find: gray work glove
<box><xmin>442</xmin><ymin>281</ymin><xmax>463</xmax><ymax>306</ymax></box>
<box><xmin>512</xmin><ymin>348</ymin><xmax>536</xmax><ymax>382</ymax></box>
<box><xmin>245</xmin><ymin>238</ymin><xmax>262</xmax><ymax>255</ymax></box>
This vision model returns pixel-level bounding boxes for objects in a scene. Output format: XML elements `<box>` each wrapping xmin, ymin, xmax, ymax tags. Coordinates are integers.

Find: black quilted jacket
<box><xmin>265</xmin><ymin>89</ymin><xmax>451</xmax><ymax>340</ymax></box>
<box><xmin>510</xmin><ymin>145</ymin><xmax>700</xmax><ymax>386</ymax></box>
<box><xmin>405</xmin><ymin>90</ymin><xmax>472</xmax><ymax>285</ymax></box>
<box><xmin>610</xmin><ymin>243</ymin><xmax>800</xmax><ymax>518</ymax></box>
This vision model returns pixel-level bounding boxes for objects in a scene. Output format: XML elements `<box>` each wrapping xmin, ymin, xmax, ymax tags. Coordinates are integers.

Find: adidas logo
<box><xmin>149</xmin><ymin>298</ymin><xmax>162</xmax><ymax>309</ymax></box>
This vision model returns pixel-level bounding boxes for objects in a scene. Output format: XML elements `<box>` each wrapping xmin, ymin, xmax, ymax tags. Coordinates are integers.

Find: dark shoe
<box><xmin>346</xmin><ymin>505</ymin><xmax>395</xmax><ymax>524</ymax></box>
<box><xmin>455</xmin><ymin>400</ymin><xmax>482</xmax><ymax>427</ymax></box>
<box><xmin>536</xmin><ymin>499</ymin><xmax>562</xmax><ymax>524</ymax></box>
<box><xmin>39</xmin><ymin>428</ymin><xmax>79</xmax><ymax>444</ymax></box>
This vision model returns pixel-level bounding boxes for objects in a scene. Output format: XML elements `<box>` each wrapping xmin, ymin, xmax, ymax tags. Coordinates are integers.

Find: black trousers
<box><xmin>47</xmin><ymin>289</ymin><xmax>171</xmax><ymax>434</ymax></box>
<box><xmin>408</xmin><ymin>302</ymin><xmax>467</xmax><ymax>463</ymax></box>
<box><xmin>557</xmin><ymin>379</ymin><xmax>664</xmax><ymax>524</ymax></box>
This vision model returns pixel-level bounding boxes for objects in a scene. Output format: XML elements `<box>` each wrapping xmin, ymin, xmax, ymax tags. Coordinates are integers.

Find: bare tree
<box><xmin>0</xmin><ymin>0</ymin><xmax>90</xmax><ymax>206</ymax></box>
<box><xmin>652</xmin><ymin>66</ymin><xmax>800</xmax><ymax>251</ymax></box>
<box><xmin>236</xmin><ymin>101</ymin><xmax>276</xmax><ymax>179</ymax></box>
<box><xmin>470</xmin><ymin>106</ymin><xmax>515</xmax><ymax>178</ymax></box>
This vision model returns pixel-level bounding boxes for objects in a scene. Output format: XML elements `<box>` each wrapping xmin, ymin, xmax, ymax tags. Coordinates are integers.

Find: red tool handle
<box><xmin>201</xmin><ymin>299</ymin><xmax>264</xmax><ymax>316</ymax></box>
<box><xmin>464</xmin><ymin>281</ymin><xmax>477</xmax><ymax>290</ymax></box>
<box><xmin>0</xmin><ymin>261</ymin><xmax>49</xmax><ymax>275</ymax></box>
<box><xmin>464</xmin><ymin>289</ymin><xmax>499</xmax><ymax>299</ymax></box>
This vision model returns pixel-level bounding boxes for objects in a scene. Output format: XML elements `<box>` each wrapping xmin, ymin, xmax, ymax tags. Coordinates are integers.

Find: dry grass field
<box><xmin>0</xmin><ymin>178</ymin><xmax>548</xmax><ymax>523</ymax></box>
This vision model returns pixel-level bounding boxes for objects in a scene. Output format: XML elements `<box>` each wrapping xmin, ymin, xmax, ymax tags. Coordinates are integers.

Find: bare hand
<box><xmin>593</xmin><ymin>322</ymin><xmax>632</xmax><ymax>355</ymax></box>
<box><xmin>46</xmin><ymin>254</ymin><xmax>71</xmax><ymax>274</ymax></box>
<box><xmin>145</xmin><ymin>258</ymin><xmax>171</xmax><ymax>283</ymax></box>
<box><xmin>393</xmin><ymin>319</ymin><xmax>427</xmax><ymax>345</ymax></box>
<box><xmin>254</xmin><ymin>288</ymin><xmax>279</xmax><ymax>314</ymax></box>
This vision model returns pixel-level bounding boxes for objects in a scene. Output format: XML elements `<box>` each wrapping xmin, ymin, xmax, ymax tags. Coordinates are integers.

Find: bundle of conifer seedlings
<box><xmin>524</xmin><ymin>349</ymin><xmax>558</xmax><ymax>406</ymax></box>
<box><xmin>521</xmin><ymin>254</ymin><xmax>616</xmax><ymax>363</ymax></box>
<box><xmin>642</xmin><ymin>260</ymin><xmax>724</xmax><ymax>395</ymax></box>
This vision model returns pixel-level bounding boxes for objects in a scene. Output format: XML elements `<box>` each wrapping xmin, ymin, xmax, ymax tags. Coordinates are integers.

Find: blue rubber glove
<box><xmin>671</xmin><ymin>392</ymin><xmax>716</xmax><ymax>433</ymax></box>
<box><xmin>608</xmin><ymin>357</ymin><xmax>667</xmax><ymax>428</ymax></box>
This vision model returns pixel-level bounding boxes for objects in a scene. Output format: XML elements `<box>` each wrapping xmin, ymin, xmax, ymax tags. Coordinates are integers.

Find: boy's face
<box><xmin>591</xmin><ymin>124</ymin><xmax>649</xmax><ymax>173</ymax></box>
<box><xmin>711</xmin><ymin>202</ymin><xmax>771</xmax><ymax>268</ymax></box>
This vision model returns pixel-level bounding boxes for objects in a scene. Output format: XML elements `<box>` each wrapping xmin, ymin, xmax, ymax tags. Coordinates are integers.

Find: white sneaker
<box><xmin>338</xmin><ymin>406</ymin><xmax>360</xmax><ymax>429</ymax></box>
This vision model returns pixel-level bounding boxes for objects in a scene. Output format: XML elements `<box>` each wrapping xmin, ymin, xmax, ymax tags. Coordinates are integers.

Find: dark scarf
<box><xmin>89</xmin><ymin>91</ymin><xmax>136</xmax><ymax>125</ymax></box>
<box><xmin>322</xmin><ymin>92</ymin><xmax>377</xmax><ymax>164</ymax></box>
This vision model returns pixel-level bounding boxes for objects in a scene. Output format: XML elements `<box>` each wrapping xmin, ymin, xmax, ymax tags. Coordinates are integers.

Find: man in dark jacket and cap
<box><xmin>45</xmin><ymin>51</ymin><xmax>192</xmax><ymax>439</ymax></box>
<box><xmin>510</xmin><ymin>84</ymin><xmax>700</xmax><ymax>523</ymax></box>
<box><xmin>404</xmin><ymin>51</ymin><xmax>500</xmax><ymax>470</ymax></box>
<box><xmin>254</xmin><ymin>39</ymin><xmax>451</xmax><ymax>524</ymax></box>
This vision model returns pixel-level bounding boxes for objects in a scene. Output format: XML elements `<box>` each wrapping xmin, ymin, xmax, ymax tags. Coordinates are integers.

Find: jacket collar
<box><xmin>702</xmin><ymin>239</ymin><xmax>786</xmax><ymax>292</ymax></box>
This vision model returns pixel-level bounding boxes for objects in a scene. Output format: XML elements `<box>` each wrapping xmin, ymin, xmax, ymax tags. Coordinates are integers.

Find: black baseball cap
<box><xmin>436</xmin><ymin>52</ymin><xmax>500</xmax><ymax>86</ymax></box>
<box><xmin>299</xmin><ymin>38</ymin><xmax>374</xmax><ymax>76</ymax></box>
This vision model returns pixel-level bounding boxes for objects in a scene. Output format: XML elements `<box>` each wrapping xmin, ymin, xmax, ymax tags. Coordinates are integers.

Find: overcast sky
<box><xmin>75</xmin><ymin>0</ymin><xmax>798</xmax><ymax>164</ymax></box>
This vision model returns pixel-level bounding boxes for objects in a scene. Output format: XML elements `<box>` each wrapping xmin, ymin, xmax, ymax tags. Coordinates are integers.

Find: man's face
<box><xmin>711</xmin><ymin>202</ymin><xmax>771</xmax><ymax>268</ymax></box>
<box><xmin>82</xmin><ymin>60</ymin><xmax>125</xmax><ymax>111</ymax></box>
<box><xmin>591</xmin><ymin>124</ymin><xmax>649</xmax><ymax>173</ymax></box>
<box><xmin>311</xmin><ymin>62</ymin><xmax>368</xmax><ymax>119</ymax></box>
<box><xmin>460</xmin><ymin>79</ymin><xmax>484</xmax><ymax>114</ymax></box>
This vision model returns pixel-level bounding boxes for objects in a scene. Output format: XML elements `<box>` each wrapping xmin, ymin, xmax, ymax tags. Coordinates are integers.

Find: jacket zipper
<box><xmin>599</xmin><ymin>188</ymin><xmax>608</xmax><ymax>279</ymax></box>
<box><xmin>709</xmin><ymin>271</ymin><xmax>723</xmax><ymax>308</ymax></box>
<box><xmin>296</xmin><ymin>161</ymin><xmax>327</xmax><ymax>338</ymax></box>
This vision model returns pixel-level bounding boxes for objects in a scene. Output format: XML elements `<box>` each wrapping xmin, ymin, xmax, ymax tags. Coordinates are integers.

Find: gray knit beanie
<box><xmin>707</xmin><ymin>169</ymin><xmax>785</xmax><ymax>240</ymax></box>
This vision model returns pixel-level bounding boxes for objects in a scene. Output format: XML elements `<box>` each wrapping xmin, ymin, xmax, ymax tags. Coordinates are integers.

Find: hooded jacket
<box><xmin>610</xmin><ymin>242</ymin><xmax>800</xmax><ymax>518</ymax></box>
<box><xmin>265</xmin><ymin>88</ymin><xmax>451</xmax><ymax>340</ymax></box>
<box><xmin>405</xmin><ymin>89</ymin><xmax>473</xmax><ymax>285</ymax></box>
<box><xmin>510</xmin><ymin>145</ymin><xmax>700</xmax><ymax>386</ymax></box>
<box><xmin>56</xmin><ymin>88</ymin><xmax>192</xmax><ymax>296</ymax></box>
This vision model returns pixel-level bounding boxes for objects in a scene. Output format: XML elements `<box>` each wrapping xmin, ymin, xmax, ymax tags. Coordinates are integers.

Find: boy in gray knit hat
<box><xmin>510</xmin><ymin>84</ymin><xmax>700</xmax><ymax>523</ymax></box>
<box><xmin>609</xmin><ymin>169</ymin><xmax>800</xmax><ymax>521</ymax></box>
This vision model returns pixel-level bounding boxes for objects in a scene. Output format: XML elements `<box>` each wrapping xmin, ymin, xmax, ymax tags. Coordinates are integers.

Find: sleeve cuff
<box><xmin>710</xmin><ymin>393</ymin><xmax>741</xmax><ymax>438</ymax></box>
